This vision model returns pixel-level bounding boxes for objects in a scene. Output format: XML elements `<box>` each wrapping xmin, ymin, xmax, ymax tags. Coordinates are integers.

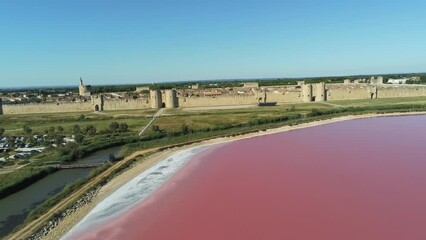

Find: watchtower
<box><xmin>164</xmin><ymin>89</ymin><xmax>178</xmax><ymax>108</ymax></box>
<box><xmin>315</xmin><ymin>82</ymin><xmax>326</xmax><ymax>102</ymax></box>
<box><xmin>150</xmin><ymin>90</ymin><xmax>163</xmax><ymax>109</ymax></box>
<box><xmin>301</xmin><ymin>84</ymin><xmax>313</xmax><ymax>102</ymax></box>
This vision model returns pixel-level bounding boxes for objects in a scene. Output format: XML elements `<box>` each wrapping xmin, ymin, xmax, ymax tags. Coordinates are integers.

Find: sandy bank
<box><xmin>43</xmin><ymin>111</ymin><xmax>426</xmax><ymax>240</ymax></box>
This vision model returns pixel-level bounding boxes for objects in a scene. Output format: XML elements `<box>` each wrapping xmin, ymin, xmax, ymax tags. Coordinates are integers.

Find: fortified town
<box><xmin>1</xmin><ymin>76</ymin><xmax>426</xmax><ymax>114</ymax></box>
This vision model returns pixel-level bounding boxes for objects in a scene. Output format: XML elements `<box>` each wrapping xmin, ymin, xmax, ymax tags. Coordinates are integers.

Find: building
<box><xmin>370</xmin><ymin>76</ymin><xmax>384</xmax><ymax>85</ymax></box>
<box><xmin>243</xmin><ymin>82</ymin><xmax>259</xmax><ymax>88</ymax></box>
<box><xmin>135</xmin><ymin>86</ymin><xmax>150</xmax><ymax>92</ymax></box>
<box><xmin>387</xmin><ymin>78</ymin><xmax>408</xmax><ymax>84</ymax></box>
<box><xmin>79</xmin><ymin>78</ymin><xmax>92</xmax><ymax>97</ymax></box>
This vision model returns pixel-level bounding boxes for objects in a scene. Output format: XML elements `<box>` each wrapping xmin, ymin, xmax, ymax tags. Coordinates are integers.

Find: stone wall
<box><xmin>4</xmin><ymin>83</ymin><xmax>426</xmax><ymax>114</ymax></box>
<box><xmin>179</xmin><ymin>95</ymin><xmax>258</xmax><ymax>107</ymax></box>
<box><xmin>178</xmin><ymin>91</ymin><xmax>302</xmax><ymax>108</ymax></box>
<box><xmin>1</xmin><ymin>98</ymin><xmax>151</xmax><ymax>115</ymax></box>
<box><xmin>264</xmin><ymin>91</ymin><xmax>302</xmax><ymax>103</ymax></box>
<box><xmin>103</xmin><ymin>99</ymin><xmax>150</xmax><ymax>111</ymax></box>
<box><xmin>3</xmin><ymin>102</ymin><xmax>93</xmax><ymax>114</ymax></box>
<box><xmin>378</xmin><ymin>85</ymin><xmax>426</xmax><ymax>98</ymax></box>
<box><xmin>326</xmin><ymin>84</ymin><xmax>375</xmax><ymax>101</ymax></box>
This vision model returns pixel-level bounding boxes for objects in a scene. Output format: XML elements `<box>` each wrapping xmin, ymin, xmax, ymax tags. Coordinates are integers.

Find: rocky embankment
<box><xmin>27</xmin><ymin>188</ymin><xmax>100</xmax><ymax>240</ymax></box>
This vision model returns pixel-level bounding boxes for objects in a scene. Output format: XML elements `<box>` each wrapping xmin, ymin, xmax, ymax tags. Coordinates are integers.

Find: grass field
<box><xmin>155</xmin><ymin>102</ymin><xmax>334</xmax><ymax>132</ymax></box>
<box><xmin>0</xmin><ymin>109</ymin><xmax>156</xmax><ymax>135</ymax></box>
<box><xmin>329</xmin><ymin>96</ymin><xmax>426</xmax><ymax>107</ymax></box>
<box><xmin>4</xmin><ymin>97</ymin><xmax>426</xmax><ymax>136</ymax></box>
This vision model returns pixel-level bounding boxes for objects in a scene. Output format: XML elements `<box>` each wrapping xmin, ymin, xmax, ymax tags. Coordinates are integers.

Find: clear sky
<box><xmin>1</xmin><ymin>0</ymin><xmax>425</xmax><ymax>88</ymax></box>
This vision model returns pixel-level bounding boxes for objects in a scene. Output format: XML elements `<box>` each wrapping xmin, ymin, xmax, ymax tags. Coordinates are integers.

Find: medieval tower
<box><xmin>301</xmin><ymin>84</ymin><xmax>313</xmax><ymax>102</ymax></box>
<box><xmin>150</xmin><ymin>90</ymin><xmax>163</xmax><ymax>108</ymax></box>
<box><xmin>315</xmin><ymin>82</ymin><xmax>326</xmax><ymax>102</ymax></box>
<box><xmin>79</xmin><ymin>78</ymin><xmax>92</xmax><ymax>97</ymax></box>
<box><xmin>164</xmin><ymin>89</ymin><xmax>178</xmax><ymax>108</ymax></box>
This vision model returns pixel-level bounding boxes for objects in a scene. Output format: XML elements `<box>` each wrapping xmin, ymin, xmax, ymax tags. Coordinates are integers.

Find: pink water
<box><xmin>78</xmin><ymin>116</ymin><xmax>426</xmax><ymax>240</ymax></box>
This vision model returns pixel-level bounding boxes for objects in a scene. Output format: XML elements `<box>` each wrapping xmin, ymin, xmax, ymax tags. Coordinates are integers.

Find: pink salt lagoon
<box><xmin>67</xmin><ymin>115</ymin><xmax>426</xmax><ymax>240</ymax></box>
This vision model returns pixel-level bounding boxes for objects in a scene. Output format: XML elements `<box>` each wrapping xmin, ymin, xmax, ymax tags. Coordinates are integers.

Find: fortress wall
<box><xmin>266</xmin><ymin>91</ymin><xmax>302</xmax><ymax>103</ymax></box>
<box><xmin>179</xmin><ymin>95</ymin><xmax>258</xmax><ymax>107</ymax></box>
<box><xmin>378</xmin><ymin>85</ymin><xmax>426</xmax><ymax>98</ymax></box>
<box><xmin>3</xmin><ymin>102</ymin><xmax>92</xmax><ymax>114</ymax></box>
<box><xmin>179</xmin><ymin>91</ymin><xmax>303</xmax><ymax>108</ymax></box>
<box><xmin>102</xmin><ymin>99</ymin><xmax>150</xmax><ymax>111</ymax></box>
<box><xmin>326</xmin><ymin>84</ymin><xmax>373</xmax><ymax>100</ymax></box>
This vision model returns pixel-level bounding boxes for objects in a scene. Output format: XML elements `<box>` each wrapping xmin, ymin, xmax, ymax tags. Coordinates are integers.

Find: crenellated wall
<box><xmin>326</xmin><ymin>84</ymin><xmax>377</xmax><ymax>100</ymax></box>
<box><xmin>179</xmin><ymin>95</ymin><xmax>258</xmax><ymax>107</ymax></box>
<box><xmin>378</xmin><ymin>85</ymin><xmax>426</xmax><ymax>98</ymax></box>
<box><xmin>3</xmin><ymin>83</ymin><xmax>426</xmax><ymax>114</ymax></box>
<box><xmin>1</xmin><ymin>98</ymin><xmax>151</xmax><ymax>115</ymax></box>
<box><xmin>103</xmin><ymin>99</ymin><xmax>150</xmax><ymax>111</ymax></box>
<box><xmin>2</xmin><ymin>102</ymin><xmax>93</xmax><ymax>114</ymax></box>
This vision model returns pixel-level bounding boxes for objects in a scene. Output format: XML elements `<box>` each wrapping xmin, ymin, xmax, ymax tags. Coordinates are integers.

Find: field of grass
<box><xmin>329</xmin><ymin>96</ymin><xmax>426</xmax><ymax>107</ymax></box>
<box><xmin>0</xmin><ymin>109</ymin><xmax>155</xmax><ymax>135</ymax></box>
<box><xmin>155</xmin><ymin>103</ymin><xmax>334</xmax><ymax>132</ymax></box>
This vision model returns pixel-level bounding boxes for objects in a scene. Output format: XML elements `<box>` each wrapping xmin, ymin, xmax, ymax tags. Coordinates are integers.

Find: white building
<box><xmin>387</xmin><ymin>78</ymin><xmax>408</xmax><ymax>84</ymax></box>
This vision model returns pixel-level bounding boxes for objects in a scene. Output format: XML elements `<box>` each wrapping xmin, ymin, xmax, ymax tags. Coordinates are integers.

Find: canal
<box><xmin>0</xmin><ymin>146</ymin><xmax>122</xmax><ymax>237</ymax></box>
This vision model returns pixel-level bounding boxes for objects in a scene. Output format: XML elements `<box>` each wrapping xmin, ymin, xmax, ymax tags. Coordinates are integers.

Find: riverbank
<box><xmin>38</xmin><ymin>111</ymin><xmax>426</xmax><ymax>240</ymax></box>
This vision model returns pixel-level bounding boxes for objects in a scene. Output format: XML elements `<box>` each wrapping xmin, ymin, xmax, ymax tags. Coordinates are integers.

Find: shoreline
<box><xmin>42</xmin><ymin>111</ymin><xmax>426</xmax><ymax>239</ymax></box>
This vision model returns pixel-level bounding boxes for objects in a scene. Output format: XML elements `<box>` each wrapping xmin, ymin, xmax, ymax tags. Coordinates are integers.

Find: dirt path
<box><xmin>138</xmin><ymin>108</ymin><xmax>165</xmax><ymax>137</ymax></box>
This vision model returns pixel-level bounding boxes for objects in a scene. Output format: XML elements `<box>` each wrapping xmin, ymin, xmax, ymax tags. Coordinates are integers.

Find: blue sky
<box><xmin>1</xmin><ymin>0</ymin><xmax>425</xmax><ymax>87</ymax></box>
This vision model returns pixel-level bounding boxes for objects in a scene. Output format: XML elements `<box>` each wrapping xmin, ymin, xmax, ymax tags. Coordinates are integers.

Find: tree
<box><xmin>151</xmin><ymin>125</ymin><xmax>160</xmax><ymax>132</ymax></box>
<box><xmin>72</xmin><ymin>124</ymin><xmax>81</xmax><ymax>135</ymax></box>
<box><xmin>0</xmin><ymin>128</ymin><xmax>4</xmax><ymax>136</ymax></box>
<box><xmin>48</xmin><ymin>126</ymin><xmax>55</xmax><ymax>134</ymax></box>
<box><xmin>54</xmin><ymin>134</ymin><xmax>64</xmax><ymax>145</ymax></box>
<box><xmin>119</xmin><ymin>123</ymin><xmax>128</xmax><ymax>133</ymax></box>
<box><xmin>57</xmin><ymin>126</ymin><xmax>64</xmax><ymax>133</ymax></box>
<box><xmin>109</xmin><ymin>122</ymin><xmax>119</xmax><ymax>132</ymax></box>
<box><xmin>85</xmin><ymin>125</ymin><xmax>97</xmax><ymax>136</ymax></box>
<box><xmin>181</xmin><ymin>124</ymin><xmax>189</xmax><ymax>135</ymax></box>
<box><xmin>23</xmin><ymin>126</ymin><xmax>32</xmax><ymax>135</ymax></box>
<box><xmin>74</xmin><ymin>133</ymin><xmax>85</xmax><ymax>144</ymax></box>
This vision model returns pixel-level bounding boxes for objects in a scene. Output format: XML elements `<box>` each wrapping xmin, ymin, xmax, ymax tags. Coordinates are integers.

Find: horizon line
<box><xmin>1</xmin><ymin>71</ymin><xmax>425</xmax><ymax>90</ymax></box>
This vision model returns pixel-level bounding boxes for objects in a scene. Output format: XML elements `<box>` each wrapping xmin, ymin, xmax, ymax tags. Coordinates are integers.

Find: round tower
<box><xmin>150</xmin><ymin>90</ymin><xmax>163</xmax><ymax>109</ymax></box>
<box><xmin>164</xmin><ymin>89</ymin><xmax>178</xmax><ymax>108</ymax></box>
<box><xmin>315</xmin><ymin>82</ymin><xmax>326</xmax><ymax>102</ymax></box>
<box><xmin>301</xmin><ymin>84</ymin><xmax>313</xmax><ymax>102</ymax></box>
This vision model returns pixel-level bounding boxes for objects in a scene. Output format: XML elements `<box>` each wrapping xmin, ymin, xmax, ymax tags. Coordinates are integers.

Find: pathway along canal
<box><xmin>0</xmin><ymin>146</ymin><xmax>122</xmax><ymax>237</ymax></box>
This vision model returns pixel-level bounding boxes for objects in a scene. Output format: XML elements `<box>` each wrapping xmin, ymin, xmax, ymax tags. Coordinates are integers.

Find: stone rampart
<box><xmin>102</xmin><ymin>99</ymin><xmax>150</xmax><ymax>111</ymax></box>
<box><xmin>3</xmin><ymin>102</ymin><xmax>93</xmax><ymax>114</ymax></box>
<box><xmin>179</xmin><ymin>95</ymin><xmax>258</xmax><ymax>107</ymax></box>
<box><xmin>4</xmin><ymin>83</ymin><xmax>426</xmax><ymax>114</ymax></box>
<box><xmin>378</xmin><ymin>85</ymin><xmax>426</xmax><ymax>98</ymax></box>
<box><xmin>326</xmin><ymin>84</ymin><xmax>375</xmax><ymax>100</ymax></box>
